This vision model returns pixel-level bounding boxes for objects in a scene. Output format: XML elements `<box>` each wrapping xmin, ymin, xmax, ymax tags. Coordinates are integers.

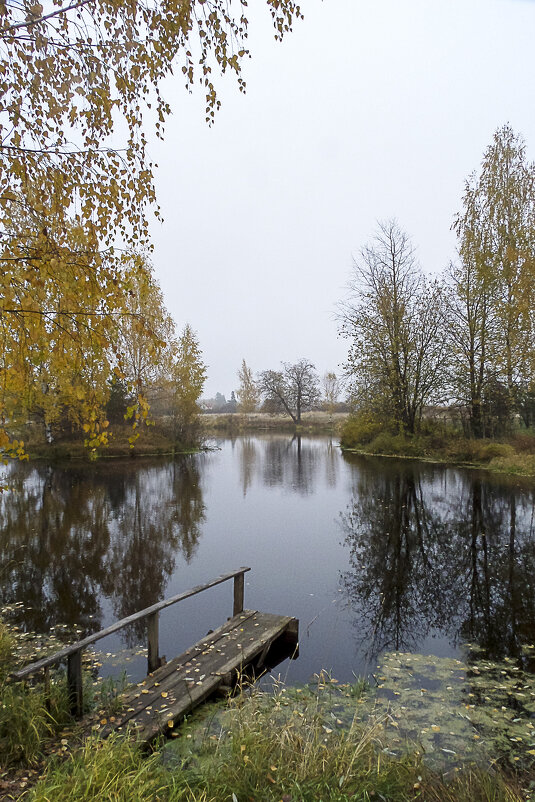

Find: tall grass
<box><xmin>0</xmin><ymin>620</ymin><xmax>73</xmax><ymax>767</ymax></box>
<box><xmin>27</xmin><ymin>681</ymin><xmax>526</xmax><ymax>802</ymax></box>
<box><xmin>27</xmin><ymin>736</ymin><xmax>181</xmax><ymax>802</ymax></box>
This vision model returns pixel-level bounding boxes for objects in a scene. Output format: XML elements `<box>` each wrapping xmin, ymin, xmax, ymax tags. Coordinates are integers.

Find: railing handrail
<box><xmin>11</xmin><ymin>566</ymin><xmax>251</xmax><ymax>681</ymax></box>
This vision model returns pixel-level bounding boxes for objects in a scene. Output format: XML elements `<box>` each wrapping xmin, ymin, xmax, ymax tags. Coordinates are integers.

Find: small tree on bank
<box><xmin>323</xmin><ymin>371</ymin><xmax>342</xmax><ymax>414</ymax></box>
<box><xmin>170</xmin><ymin>325</ymin><xmax>207</xmax><ymax>446</ymax></box>
<box><xmin>236</xmin><ymin>359</ymin><xmax>260</xmax><ymax>413</ymax></box>
<box><xmin>259</xmin><ymin>359</ymin><xmax>320</xmax><ymax>424</ymax></box>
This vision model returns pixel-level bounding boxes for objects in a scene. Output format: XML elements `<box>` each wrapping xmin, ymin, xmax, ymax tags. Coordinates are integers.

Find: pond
<box><xmin>1</xmin><ymin>434</ymin><xmax>535</xmax><ymax>687</ymax></box>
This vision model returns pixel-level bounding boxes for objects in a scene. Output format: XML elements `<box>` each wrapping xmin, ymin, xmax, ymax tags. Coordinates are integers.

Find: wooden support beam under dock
<box><xmin>92</xmin><ymin>610</ymin><xmax>298</xmax><ymax>744</ymax></box>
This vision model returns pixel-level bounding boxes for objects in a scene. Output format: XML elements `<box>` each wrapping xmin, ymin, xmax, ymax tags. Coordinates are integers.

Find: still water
<box><xmin>1</xmin><ymin>435</ymin><xmax>535</xmax><ymax>684</ymax></box>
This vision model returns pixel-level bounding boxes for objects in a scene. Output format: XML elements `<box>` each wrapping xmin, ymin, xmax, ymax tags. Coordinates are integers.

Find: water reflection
<box><xmin>1</xmin><ymin>440</ymin><xmax>535</xmax><ymax>682</ymax></box>
<box><xmin>100</xmin><ymin>459</ymin><xmax>206</xmax><ymax>643</ymax></box>
<box><xmin>339</xmin><ymin>459</ymin><xmax>535</xmax><ymax>665</ymax></box>
<box><xmin>237</xmin><ymin>435</ymin><xmax>321</xmax><ymax>496</ymax></box>
<box><xmin>238</xmin><ymin>437</ymin><xmax>257</xmax><ymax>497</ymax></box>
<box><xmin>0</xmin><ymin>458</ymin><xmax>206</xmax><ymax>640</ymax></box>
<box><xmin>324</xmin><ymin>439</ymin><xmax>339</xmax><ymax>488</ymax></box>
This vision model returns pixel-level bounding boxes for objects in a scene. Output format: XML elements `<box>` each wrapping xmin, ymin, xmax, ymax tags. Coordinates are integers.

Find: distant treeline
<box><xmin>204</xmin><ymin>360</ymin><xmax>349</xmax><ymax>425</ymax></box>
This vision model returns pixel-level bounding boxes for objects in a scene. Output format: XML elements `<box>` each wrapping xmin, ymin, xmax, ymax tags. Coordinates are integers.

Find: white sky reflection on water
<box><xmin>2</xmin><ymin>437</ymin><xmax>535</xmax><ymax>685</ymax></box>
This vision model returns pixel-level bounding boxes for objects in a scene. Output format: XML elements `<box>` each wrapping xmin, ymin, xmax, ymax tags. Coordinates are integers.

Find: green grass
<box><xmin>487</xmin><ymin>452</ymin><xmax>535</xmax><ymax>476</ymax></box>
<box><xmin>25</xmin><ymin>680</ymin><xmax>527</xmax><ymax>802</ymax></box>
<box><xmin>340</xmin><ymin>416</ymin><xmax>535</xmax><ymax>477</ymax></box>
<box><xmin>25</xmin><ymin>735</ymin><xmax>184</xmax><ymax>802</ymax></box>
<box><xmin>96</xmin><ymin>670</ymin><xmax>128</xmax><ymax>717</ymax></box>
<box><xmin>347</xmin><ymin>674</ymin><xmax>369</xmax><ymax>699</ymax></box>
<box><xmin>0</xmin><ymin>618</ymin><xmax>119</xmax><ymax>770</ymax></box>
<box><xmin>0</xmin><ymin>621</ymin><xmax>73</xmax><ymax>768</ymax></box>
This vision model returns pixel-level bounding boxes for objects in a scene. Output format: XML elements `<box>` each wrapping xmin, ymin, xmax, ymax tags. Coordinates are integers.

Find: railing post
<box><xmin>67</xmin><ymin>649</ymin><xmax>83</xmax><ymax>717</ymax></box>
<box><xmin>147</xmin><ymin>612</ymin><xmax>160</xmax><ymax>674</ymax></box>
<box><xmin>43</xmin><ymin>665</ymin><xmax>51</xmax><ymax>712</ymax></box>
<box><xmin>233</xmin><ymin>571</ymin><xmax>244</xmax><ymax>616</ymax></box>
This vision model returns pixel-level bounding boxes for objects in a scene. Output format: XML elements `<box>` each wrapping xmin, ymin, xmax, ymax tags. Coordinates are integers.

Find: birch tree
<box><xmin>452</xmin><ymin>125</ymin><xmax>535</xmax><ymax>432</ymax></box>
<box><xmin>236</xmin><ymin>359</ymin><xmax>260</xmax><ymax>413</ymax></box>
<box><xmin>340</xmin><ymin>220</ymin><xmax>445</xmax><ymax>434</ymax></box>
<box><xmin>116</xmin><ymin>256</ymin><xmax>176</xmax><ymax>396</ymax></box>
<box><xmin>445</xmin><ymin>258</ymin><xmax>495</xmax><ymax>437</ymax></box>
<box><xmin>0</xmin><ymin>0</ymin><xmax>303</xmax><ymax>456</ymax></box>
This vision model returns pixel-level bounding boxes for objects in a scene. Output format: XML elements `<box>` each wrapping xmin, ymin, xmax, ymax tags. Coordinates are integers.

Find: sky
<box><xmin>147</xmin><ymin>0</ymin><xmax>535</xmax><ymax>398</ymax></box>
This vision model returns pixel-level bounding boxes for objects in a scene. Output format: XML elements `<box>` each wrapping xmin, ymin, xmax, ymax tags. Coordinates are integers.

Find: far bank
<box><xmin>340</xmin><ymin>416</ymin><xmax>535</xmax><ymax>479</ymax></box>
<box><xmin>200</xmin><ymin>411</ymin><xmax>348</xmax><ymax>436</ymax></box>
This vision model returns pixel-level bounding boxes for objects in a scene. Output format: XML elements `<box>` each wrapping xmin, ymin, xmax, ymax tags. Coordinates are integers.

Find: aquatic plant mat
<box><xmin>164</xmin><ymin>649</ymin><xmax>535</xmax><ymax>772</ymax></box>
<box><xmin>372</xmin><ymin>649</ymin><xmax>535</xmax><ymax>773</ymax></box>
<box><xmin>15</xmin><ymin>650</ymin><xmax>535</xmax><ymax>800</ymax></box>
<box><xmin>156</xmin><ymin>651</ymin><xmax>535</xmax><ymax>800</ymax></box>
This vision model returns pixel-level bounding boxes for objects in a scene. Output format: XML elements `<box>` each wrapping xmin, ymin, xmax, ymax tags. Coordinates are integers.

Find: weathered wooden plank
<box><xmin>96</xmin><ymin>612</ymin><xmax>259</xmax><ymax>734</ymax></box>
<box><xmin>132</xmin><ymin>615</ymin><xmax>298</xmax><ymax>743</ymax></box>
<box><xmin>147</xmin><ymin>612</ymin><xmax>160</xmax><ymax>674</ymax></box>
<box><xmin>11</xmin><ymin>567</ymin><xmax>251</xmax><ymax>680</ymax></box>
<box><xmin>43</xmin><ymin>666</ymin><xmax>51</xmax><ymax>712</ymax></box>
<box><xmin>209</xmin><ymin>616</ymin><xmax>296</xmax><ymax>681</ymax></box>
<box><xmin>233</xmin><ymin>572</ymin><xmax>244</xmax><ymax>616</ymax></box>
<box><xmin>93</xmin><ymin>612</ymin><xmax>299</xmax><ymax>744</ymax></box>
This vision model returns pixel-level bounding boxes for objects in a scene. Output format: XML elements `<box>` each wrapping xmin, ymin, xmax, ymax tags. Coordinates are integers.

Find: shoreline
<box><xmin>7</xmin><ymin>419</ymin><xmax>535</xmax><ymax>481</ymax></box>
<box><xmin>340</xmin><ymin>445</ymin><xmax>535</xmax><ymax>480</ymax></box>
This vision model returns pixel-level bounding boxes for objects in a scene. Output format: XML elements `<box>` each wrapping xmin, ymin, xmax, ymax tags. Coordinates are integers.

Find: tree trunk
<box><xmin>471</xmin><ymin>399</ymin><xmax>483</xmax><ymax>439</ymax></box>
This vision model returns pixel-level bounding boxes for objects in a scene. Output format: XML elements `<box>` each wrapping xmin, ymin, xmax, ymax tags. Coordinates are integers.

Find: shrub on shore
<box><xmin>339</xmin><ymin>412</ymin><xmax>382</xmax><ymax>448</ymax></box>
<box><xmin>340</xmin><ymin>415</ymin><xmax>535</xmax><ymax>475</ymax></box>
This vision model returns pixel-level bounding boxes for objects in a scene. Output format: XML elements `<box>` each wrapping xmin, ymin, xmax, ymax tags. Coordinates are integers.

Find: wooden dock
<box><xmin>95</xmin><ymin>609</ymin><xmax>298</xmax><ymax>743</ymax></box>
<box><xmin>11</xmin><ymin>568</ymin><xmax>298</xmax><ymax>744</ymax></box>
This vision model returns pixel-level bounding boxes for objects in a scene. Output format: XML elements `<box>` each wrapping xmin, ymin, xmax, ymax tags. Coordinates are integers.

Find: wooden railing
<box><xmin>11</xmin><ymin>567</ymin><xmax>251</xmax><ymax>717</ymax></box>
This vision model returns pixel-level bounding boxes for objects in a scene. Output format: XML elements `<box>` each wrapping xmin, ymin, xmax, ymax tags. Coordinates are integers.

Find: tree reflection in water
<box><xmin>0</xmin><ymin>458</ymin><xmax>206</xmax><ymax>642</ymax></box>
<box><xmin>339</xmin><ymin>460</ymin><xmax>535</xmax><ymax>665</ymax></box>
<box><xmin>2</xmin><ymin>443</ymin><xmax>535</xmax><ymax>676</ymax></box>
<box><xmin>240</xmin><ymin>435</ymin><xmax>319</xmax><ymax>496</ymax></box>
<box><xmin>238</xmin><ymin>437</ymin><xmax>257</xmax><ymax>497</ymax></box>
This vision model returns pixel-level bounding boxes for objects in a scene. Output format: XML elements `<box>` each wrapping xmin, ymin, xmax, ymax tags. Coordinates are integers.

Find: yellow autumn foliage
<box><xmin>0</xmin><ymin>0</ymin><xmax>302</xmax><ymax>458</ymax></box>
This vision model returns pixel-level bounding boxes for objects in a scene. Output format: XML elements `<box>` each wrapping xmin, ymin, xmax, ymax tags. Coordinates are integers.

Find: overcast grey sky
<box><xmin>148</xmin><ymin>0</ymin><xmax>535</xmax><ymax>398</ymax></box>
